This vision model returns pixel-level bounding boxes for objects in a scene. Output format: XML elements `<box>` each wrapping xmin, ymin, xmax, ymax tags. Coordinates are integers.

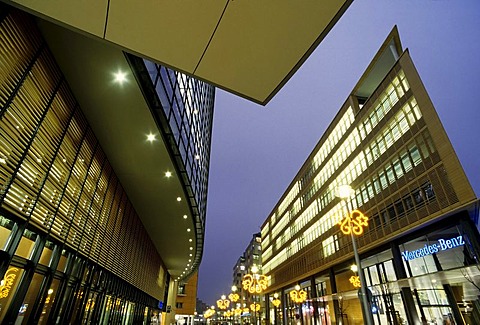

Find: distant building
<box><xmin>231</xmin><ymin>233</ymin><xmax>263</xmax><ymax>322</ymax></box>
<box><xmin>175</xmin><ymin>273</ymin><xmax>199</xmax><ymax>325</ymax></box>
<box><xmin>232</xmin><ymin>255</ymin><xmax>247</xmax><ymax>293</ymax></box>
<box><xmin>261</xmin><ymin>27</ymin><xmax>479</xmax><ymax>325</ymax></box>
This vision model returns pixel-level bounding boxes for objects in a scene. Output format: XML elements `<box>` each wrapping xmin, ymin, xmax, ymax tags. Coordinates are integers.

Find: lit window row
<box><xmin>263</xmin><ymin>94</ymin><xmax>426</xmax><ymax>272</ymax></box>
<box><xmin>263</xmin><ymin>70</ymin><xmax>409</xmax><ymax>249</ymax></box>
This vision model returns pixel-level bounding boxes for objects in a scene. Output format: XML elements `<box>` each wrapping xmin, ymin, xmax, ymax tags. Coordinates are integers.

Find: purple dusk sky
<box><xmin>198</xmin><ymin>0</ymin><xmax>480</xmax><ymax>305</ymax></box>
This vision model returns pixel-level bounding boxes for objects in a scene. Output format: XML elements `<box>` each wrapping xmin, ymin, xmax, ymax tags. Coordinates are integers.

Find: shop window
<box><xmin>37</xmin><ymin>277</ymin><xmax>60</xmax><ymax>324</ymax></box>
<box><xmin>15</xmin><ymin>272</ymin><xmax>45</xmax><ymax>324</ymax></box>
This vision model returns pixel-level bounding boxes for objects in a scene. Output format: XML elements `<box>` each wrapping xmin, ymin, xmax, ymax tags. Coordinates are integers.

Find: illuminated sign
<box><xmin>401</xmin><ymin>236</ymin><xmax>465</xmax><ymax>261</ymax></box>
<box><xmin>0</xmin><ymin>267</ymin><xmax>19</xmax><ymax>299</ymax></box>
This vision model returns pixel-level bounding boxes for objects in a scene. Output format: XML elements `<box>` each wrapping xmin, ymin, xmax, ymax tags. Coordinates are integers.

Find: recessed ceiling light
<box><xmin>165</xmin><ymin>171</ymin><xmax>172</xmax><ymax>178</ymax></box>
<box><xmin>189</xmin><ymin>239</ymin><xmax>192</xmax><ymax>242</ymax></box>
<box><xmin>183</xmin><ymin>215</ymin><xmax>187</xmax><ymax>219</ymax></box>
<box><xmin>187</xmin><ymin>228</ymin><xmax>191</xmax><ymax>232</ymax></box>
<box><xmin>177</xmin><ymin>197</ymin><xmax>182</xmax><ymax>202</ymax></box>
<box><xmin>189</xmin><ymin>254</ymin><xmax>193</xmax><ymax>257</ymax></box>
<box><xmin>147</xmin><ymin>133</ymin><xmax>156</xmax><ymax>142</ymax></box>
<box><xmin>113</xmin><ymin>70</ymin><xmax>127</xmax><ymax>84</ymax></box>
<box><xmin>189</xmin><ymin>247</ymin><xmax>193</xmax><ymax>250</ymax></box>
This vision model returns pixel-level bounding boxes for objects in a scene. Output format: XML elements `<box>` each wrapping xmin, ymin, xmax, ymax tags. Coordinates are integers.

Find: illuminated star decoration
<box><xmin>349</xmin><ymin>275</ymin><xmax>361</xmax><ymax>288</ymax></box>
<box><xmin>250</xmin><ymin>303</ymin><xmax>260</xmax><ymax>311</ymax></box>
<box><xmin>217</xmin><ymin>295</ymin><xmax>230</xmax><ymax>310</ymax></box>
<box><xmin>228</xmin><ymin>293</ymin><xmax>239</xmax><ymax>302</ymax></box>
<box><xmin>338</xmin><ymin>210</ymin><xmax>369</xmax><ymax>235</ymax></box>
<box><xmin>242</xmin><ymin>273</ymin><xmax>268</xmax><ymax>294</ymax></box>
<box><xmin>289</xmin><ymin>287</ymin><xmax>307</xmax><ymax>303</ymax></box>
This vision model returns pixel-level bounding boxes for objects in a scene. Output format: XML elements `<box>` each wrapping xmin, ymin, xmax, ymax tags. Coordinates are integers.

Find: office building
<box><xmin>261</xmin><ymin>27</ymin><xmax>479</xmax><ymax>325</ymax></box>
<box><xmin>0</xmin><ymin>5</ymin><xmax>214</xmax><ymax>324</ymax></box>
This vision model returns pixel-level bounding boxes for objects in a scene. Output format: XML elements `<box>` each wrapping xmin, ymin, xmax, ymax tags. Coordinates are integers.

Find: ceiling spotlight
<box><xmin>147</xmin><ymin>133</ymin><xmax>156</xmax><ymax>142</ymax></box>
<box><xmin>113</xmin><ymin>70</ymin><xmax>127</xmax><ymax>84</ymax></box>
<box><xmin>187</xmin><ymin>228</ymin><xmax>191</xmax><ymax>232</ymax></box>
<box><xmin>183</xmin><ymin>215</ymin><xmax>188</xmax><ymax>219</ymax></box>
<box><xmin>165</xmin><ymin>171</ymin><xmax>172</xmax><ymax>178</ymax></box>
<box><xmin>177</xmin><ymin>197</ymin><xmax>182</xmax><ymax>202</ymax></box>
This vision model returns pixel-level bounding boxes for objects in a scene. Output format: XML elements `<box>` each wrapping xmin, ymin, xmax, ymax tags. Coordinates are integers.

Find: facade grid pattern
<box><xmin>261</xmin><ymin>48</ymin><xmax>474</xmax><ymax>288</ymax></box>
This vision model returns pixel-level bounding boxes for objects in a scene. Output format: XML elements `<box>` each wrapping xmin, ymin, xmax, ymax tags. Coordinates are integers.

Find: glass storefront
<box><xmin>0</xmin><ymin>212</ymin><xmax>159</xmax><ymax>324</ymax></box>
<box><xmin>266</xmin><ymin>216</ymin><xmax>480</xmax><ymax>325</ymax></box>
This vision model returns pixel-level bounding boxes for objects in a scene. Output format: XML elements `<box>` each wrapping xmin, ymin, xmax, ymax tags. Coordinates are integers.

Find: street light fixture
<box><xmin>289</xmin><ymin>285</ymin><xmax>307</xmax><ymax>323</ymax></box>
<box><xmin>217</xmin><ymin>295</ymin><xmax>231</xmax><ymax>310</ymax></box>
<box><xmin>270</xmin><ymin>293</ymin><xmax>281</xmax><ymax>325</ymax></box>
<box><xmin>336</xmin><ymin>185</ymin><xmax>373</xmax><ymax>325</ymax></box>
<box><xmin>229</xmin><ymin>286</ymin><xmax>240</xmax><ymax>325</ymax></box>
<box><xmin>242</xmin><ymin>265</ymin><xmax>268</xmax><ymax>325</ymax></box>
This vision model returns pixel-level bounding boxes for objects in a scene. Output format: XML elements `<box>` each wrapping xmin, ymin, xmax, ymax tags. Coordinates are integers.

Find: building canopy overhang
<box><xmin>36</xmin><ymin>18</ymin><xmax>199</xmax><ymax>280</ymax></box>
<box><xmin>6</xmin><ymin>0</ymin><xmax>352</xmax><ymax>105</ymax></box>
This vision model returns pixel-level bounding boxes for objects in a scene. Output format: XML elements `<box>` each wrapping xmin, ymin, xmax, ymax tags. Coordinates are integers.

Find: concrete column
<box><xmin>391</xmin><ymin>242</ymin><xmax>421</xmax><ymax>324</ymax></box>
<box><xmin>165</xmin><ymin>280</ymin><xmax>179</xmax><ymax>325</ymax></box>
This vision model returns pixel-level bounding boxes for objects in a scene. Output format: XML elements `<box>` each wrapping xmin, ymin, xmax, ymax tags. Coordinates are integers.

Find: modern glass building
<box><xmin>0</xmin><ymin>5</ymin><xmax>214</xmax><ymax>324</ymax></box>
<box><xmin>261</xmin><ymin>27</ymin><xmax>479</xmax><ymax>325</ymax></box>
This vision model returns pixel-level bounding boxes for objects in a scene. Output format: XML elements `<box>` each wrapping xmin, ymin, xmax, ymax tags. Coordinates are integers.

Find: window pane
<box><xmin>0</xmin><ymin>215</ymin><xmax>15</xmax><ymax>250</ymax></box>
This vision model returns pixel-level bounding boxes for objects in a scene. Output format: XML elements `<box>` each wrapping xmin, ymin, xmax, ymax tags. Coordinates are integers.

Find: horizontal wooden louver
<box><xmin>1</xmin><ymin>9</ymin><xmax>167</xmax><ymax>300</ymax></box>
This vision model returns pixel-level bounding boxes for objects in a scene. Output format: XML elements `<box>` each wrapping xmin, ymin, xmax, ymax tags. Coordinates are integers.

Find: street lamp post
<box><xmin>242</xmin><ymin>265</ymin><xmax>268</xmax><ymax>325</ymax></box>
<box><xmin>336</xmin><ymin>185</ymin><xmax>373</xmax><ymax>325</ymax></box>
<box><xmin>271</xmin><ymin>293</ymin><xmax>281</xmax><ymax>325</ymax></box>
<box><xmin>289</xmin><ymin>285</ymin><xmax>307</xmax><ymax>324</ymax></box>
<box><xmin>229</xmin><ymin>286</ymin><xmax>240</xmax><ymax>325</ymax></box>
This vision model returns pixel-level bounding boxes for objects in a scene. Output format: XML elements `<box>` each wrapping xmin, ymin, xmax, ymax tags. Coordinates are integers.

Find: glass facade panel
<box><xmin>38</xmin><ymin>277</ymin><xmax>60</xmax><ymax>325</ymax></box>
<box><xmin>0</xmin><ymin>215</ymin><xmax>14</xmax><ymax>250</ymax></box>
<box><xmin>15</xmin><ymin>272</ymin><xmax>45</xmax><ymax>324</ymax></box>
<box><xmin>15</xmin><ymin>229</ymin><xmax>38</xmax><ymax>259</ymax></box>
